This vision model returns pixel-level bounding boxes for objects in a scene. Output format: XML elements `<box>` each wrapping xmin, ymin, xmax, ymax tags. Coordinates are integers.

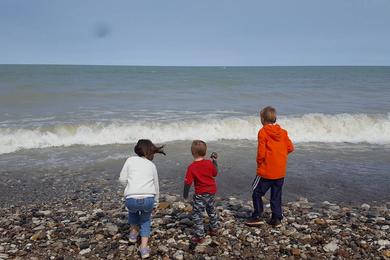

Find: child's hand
<box><xmin>210</xmin><ymin>152</ymin><xmax>218</xmax><ymax>160</ymax></box>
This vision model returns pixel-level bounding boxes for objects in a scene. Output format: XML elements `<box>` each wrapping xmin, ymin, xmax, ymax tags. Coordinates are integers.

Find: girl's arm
<box><xmin>118</xmin><ymin>159</ymin><xmax>129</xmax><ymax>185</ymax></box>
<box><xmin>153</xmin><ymin>166</ymin><xmax>159</xmax><ymax>208</ymax></box>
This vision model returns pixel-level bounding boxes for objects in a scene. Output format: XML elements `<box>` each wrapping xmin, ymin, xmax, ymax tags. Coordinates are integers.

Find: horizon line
<box><xmin>1</xmin><ymin>63</ymin><xmax>390</xmax><ymax>67</ymax></box>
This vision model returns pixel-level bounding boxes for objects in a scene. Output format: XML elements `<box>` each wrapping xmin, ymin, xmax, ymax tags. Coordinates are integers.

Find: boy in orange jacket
<box><xmin>246</xmin><ymin>106</ymin><xmax>294</xmax><ymax>227</ymax></box>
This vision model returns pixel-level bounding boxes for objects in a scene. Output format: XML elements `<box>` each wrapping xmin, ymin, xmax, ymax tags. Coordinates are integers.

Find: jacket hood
<box><xmin>264</xmin><ymin>124</ymin><xmax>282</xmax><ymax>141</ymax></box>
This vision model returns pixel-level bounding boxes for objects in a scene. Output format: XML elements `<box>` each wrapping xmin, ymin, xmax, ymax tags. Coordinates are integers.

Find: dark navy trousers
<box><xmin>251</xmin><ymin>176</ymin><xmax>284</xmax><ymax>220</ymax></box>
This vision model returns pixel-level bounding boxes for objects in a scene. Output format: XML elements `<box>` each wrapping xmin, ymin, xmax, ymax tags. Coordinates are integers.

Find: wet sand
<box><xmin>1</xmin><ymin>141</ymin><xmax>389</xmax><ymax>207</ymax></box>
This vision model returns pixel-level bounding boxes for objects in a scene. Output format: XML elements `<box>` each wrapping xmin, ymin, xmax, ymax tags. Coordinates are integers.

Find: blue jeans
<box><xmin>252</xmin><ymin>176</ymin><xmax>284</xmax><ymax>220</ymax></box>
<box><xmin>125</xmin><ymin>197</ymin><xmax>154</xmax><ymax>237</ymax></box>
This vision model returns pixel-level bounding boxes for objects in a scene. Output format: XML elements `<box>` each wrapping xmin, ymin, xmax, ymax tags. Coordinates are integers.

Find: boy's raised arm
<box><xmin>212</xmin><ymin>159</ymin><xmax>218</xmax><ymax>176</ymax></box>
<box><xmin>211</xmin><ymin>152</ymin><xmax>218</xmax><ymax>176</ymax></box>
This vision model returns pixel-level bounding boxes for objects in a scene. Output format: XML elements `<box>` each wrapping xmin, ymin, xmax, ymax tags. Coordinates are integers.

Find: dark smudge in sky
<box><xmin>94</xmin><ymin>23</ymin><xmax>111</xmax><ymax>39</ymax></box>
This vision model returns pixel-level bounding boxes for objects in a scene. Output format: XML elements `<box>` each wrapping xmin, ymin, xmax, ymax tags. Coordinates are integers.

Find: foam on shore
<box><xmin>1</xmin><ymin>113</ymin><xmax>389</xmax><ymax>154</ymax></box>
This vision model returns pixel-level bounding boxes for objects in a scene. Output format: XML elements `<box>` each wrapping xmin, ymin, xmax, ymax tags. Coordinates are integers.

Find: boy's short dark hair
<box><xmin>134</xmin><ymin>139</ymin><xmax>165</xmax><ymax>160</ymax></box>
<box><xmin>260</xmin><ymin>106</ymin><xmax>277</xmax><ymax>123</ymax></box>
<box><xmin>191</xmin><ymin>140</ymin><xmax>207</xmax><ymax>157</ymax></box>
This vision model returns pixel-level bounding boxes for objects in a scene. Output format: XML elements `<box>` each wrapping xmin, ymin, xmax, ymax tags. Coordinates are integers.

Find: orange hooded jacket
<box><xmin>257</xmin><ymin>124</ymin><xmax>294</xmax><ymax>179</ymax></box>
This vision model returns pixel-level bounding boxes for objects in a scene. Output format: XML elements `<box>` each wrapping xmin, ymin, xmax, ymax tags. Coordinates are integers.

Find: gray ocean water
<box><xmin>0</xmin><ymin>65</ymin><xmax>389</xmax><ymax>204</ymax></box>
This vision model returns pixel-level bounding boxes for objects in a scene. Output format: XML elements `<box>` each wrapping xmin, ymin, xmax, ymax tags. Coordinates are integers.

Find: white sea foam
<box><xmin>0</xmin><ymin>113</ymin><xmax>389</xmax><ymax>154</ymax></box>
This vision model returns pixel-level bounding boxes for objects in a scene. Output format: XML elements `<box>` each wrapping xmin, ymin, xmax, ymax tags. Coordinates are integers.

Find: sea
<box><xmin>1</xmin><ymin>65</ymin><xmax>389</xmax><ymax>204</ymax></box>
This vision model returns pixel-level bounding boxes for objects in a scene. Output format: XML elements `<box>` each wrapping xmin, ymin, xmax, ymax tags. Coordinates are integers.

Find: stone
<box><xmin>105</xmin><ymin>223</ymin><xmax>118</xmax><ymax>236</ymax></box>
<box><xmin>314</xmin><ymin>218</ymin><xmax>327</xmax><ymax>225</ymax></box>
<box><xmin>361</xmin><ymin>204</ymin><xmax>370</xmax><ymax>210</ymax></box>
<box><xmin>158</xmin><ymin>245</ymin><xmax>169</xmax><ymax>253</ymax></box>
<box><xmin>95</xmin><ymin>234</ymin><xmax>105</xmax><ymax>240</ymax></box>
<box><xmin>37</xmin><ymin>210</ymin><xmax>52</xmax><ymax>217</ymax></box>
<box><xmin>79</xmin><ymin>248</ymin><xmax>91</xmax><ymax>255</ymax></box>
<box><xmin>323</xmin><ymin>240</ymin><xmax>338</xmax><ymax>253</ymax></box>
<box><xmin>165</xmin><ymin>195</ymin><xmax>177</xmax><ymax>203</ymax></box>
<box><xmin>173</xmin><ymin>250</ymin><xmax>184</xmax><ymax>260</ymax></box>
<box><xmin>30</xmin><ymin>230</ymin><xmax>46</xmax><ymax>241</ymax></box>
<box><xmin>158</xmin><ymin>202</ymin><xmax>171</xmax><ymax>210</ymax></box>
<box><xmin>383</xmin><ymin>250</ymin><xmax>390</xmax><ymax>258</ymax></box>
<box><xmin>381</xmin><ymin>225</ymin><xmax>389</xmax><ymax>230</ymax></box>
<box><xmin>291</xmin><ymin>248</ymin><xmax>301</xmax><ymax>256</ymax></box>
<box><xmin>378</xmin><ymin>240</ymin><xmax>390</xmax><ymax>246</ymax></box>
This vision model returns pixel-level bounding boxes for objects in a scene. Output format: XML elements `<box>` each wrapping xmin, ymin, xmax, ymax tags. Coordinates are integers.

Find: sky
<box><xmin>0</xmin><ymin>0</ymin><xmax>390</xmax><ymax>66</ymax></box>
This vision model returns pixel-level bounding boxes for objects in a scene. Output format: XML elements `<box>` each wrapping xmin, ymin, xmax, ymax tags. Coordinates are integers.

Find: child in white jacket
<box><xmin>119</xmin><ymin>139</ymin><xmax>165</xmax><ymax>258</ymax></box>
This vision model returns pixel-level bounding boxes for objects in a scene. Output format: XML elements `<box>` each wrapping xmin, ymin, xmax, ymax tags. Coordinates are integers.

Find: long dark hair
<box><xmin>134</xmin><ymin>139</ymin><xmax>166</xmax><ymax>160</ymax></box>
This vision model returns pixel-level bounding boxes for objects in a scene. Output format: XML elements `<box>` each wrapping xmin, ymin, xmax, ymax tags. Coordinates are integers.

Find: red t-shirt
<box><xmin>184</xmin><ymin>159</ymin><xmax>218</xmax><ymax>194</ymax></box>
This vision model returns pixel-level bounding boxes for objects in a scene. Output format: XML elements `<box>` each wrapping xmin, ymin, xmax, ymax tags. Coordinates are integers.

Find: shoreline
<box><xmin>1</xmin><ymin>193</ymin><xmax>389</xmax><ymax>259</ymax></box>
<box><xmin>1</xmin><ymin>141</ymin><xmax>390</xmax><ymax>209</ymax></box>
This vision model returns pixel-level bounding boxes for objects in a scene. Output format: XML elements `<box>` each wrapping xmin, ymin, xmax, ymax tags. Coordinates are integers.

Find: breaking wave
<box><xmin>1</xmin><ymin>113</ymin><xmax>389</xmax><ymax>154</ymax></box>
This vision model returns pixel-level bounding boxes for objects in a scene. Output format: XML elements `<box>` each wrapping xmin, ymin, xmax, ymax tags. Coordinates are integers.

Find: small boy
<box><xmin>183</xmin><ymin>140</ymin><xmax>219</xmax><ymax>244</ymax></box>
<box><xmin>246</xmin><ymin>106</ymin><xmax>294</xmax><ymax>227</ymax></box>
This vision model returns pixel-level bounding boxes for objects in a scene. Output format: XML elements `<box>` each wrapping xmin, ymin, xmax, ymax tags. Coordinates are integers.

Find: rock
<box><xmin>173</xmin><ymin>250</ymin><xmax>184</xmax><ymax>260</ymax></box>
<box><xmin>37</xmin><ymin>210</ymin><xmax>52</xmax><ymax>217</ymax></box>
<box><xmin>291</xmin><ymin>248</ymin><xmax>301</xmax><ymax>256</ymax></box>
<box><xmin>92</xmin><ymin>209</ymin><xmax>105</xmax><ymax>218</ymax></box>
<box><xmin>164</xmin><ymin>195</ymin><xmax>177</xmax><ymax>203</ymax></box>
<box><xmin>195</xmin><ymin>245</ymin><xmax>207</xmax><ymax>253</ymax></box>
<box><xmin>30</xmin><ymin>230</ymin><xmax>46</xmax><ymax>241</ymax></box>
<box><xmin>381</xmin><ymin>225</ymin><xmax>389</xmax><ymax>230</ymax></box>
<box><xmin>307</xmin><ymin>212</ymin><xmax>320</xmax><ymax>219</ymax></box>
<box><xmin>323</xmin><ymin>240</ymin><xmax>339</xmax><ymax>253</ymax></box>
<box><xmin>314</xmin><ymin>218</ymin><xmax>327</xmax><ymax>225</ymax></box>
<box><xmin>378</xmin><ymin>240</ymin><xmax>390</xmax><ymax>246</ymax></box>
<box><xmin>95</xmin><ymin>234</ymin><xmax>105</xmax><ymax>240</ymax></box>
<box><xmin>383</xmin><ymin>250</ymin><xmax>390</xmax><ymax>258</ymax></box>
<box><xmin>79</xmin><ymin>248</ymin><xmax>91</xmax><ymax>255</ymax></box>
<box><xmin>361</xmin><ymin>203</ymin><xmax>370</xmax><ymax>210</ymax></box>
<box><xmin>179</xmin><ymin>218</ymin><xmax>192</xmax><ymax>226</ymax></box>
<box><xmin>0</xmin><ymin>193</ymin><xmax>388</xmax><ymax>259</ymax></box>
<box><xmin>183</xmin><ymin>204</ymin><xmax>192</xmax><ymax>212</ymax></box>
<box><xmin>79</xmin><ymin>216</ymin><xmax>89</xmax><ymax>222</ymax></box>
<box><xmin>167</xmin><ymin>238</ymin><xmax>176</xmax><ymax>244</ymax></box>
<box><xmin>158</xmin><ymin>202</ymin><xmax>171</xmax><ymax>210</ymax></box>
<box><xmin>158</xmin><ymin>245</ymin><xmax>169</xmax><ymax>253</ymax></box>
<box><xmin>105</xmin><ymin>223</ymin><xmax>118</xmax><ymax>236</ymax></box>
<box><xmin>77</xmin><ymin>241</ymin><xmax>89</xmax><ymax>250</ymax></box>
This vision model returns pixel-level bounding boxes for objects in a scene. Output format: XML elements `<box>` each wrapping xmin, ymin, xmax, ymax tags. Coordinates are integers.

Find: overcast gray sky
<box><xmin>1</xmin><ymin>0</ymin><xmax>389</xmax><ymax>66</ymax></box>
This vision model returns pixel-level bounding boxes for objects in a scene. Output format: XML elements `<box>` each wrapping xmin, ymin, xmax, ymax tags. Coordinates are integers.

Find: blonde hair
<box><xmin>260</xmin><ymin>106</ymin><xmax>277</xmax><ymax>124</ymax></box>
<box><xmin>191</xmin><ymin>140</ymin><xmax>207</xmax><ymax>157</ymax></box>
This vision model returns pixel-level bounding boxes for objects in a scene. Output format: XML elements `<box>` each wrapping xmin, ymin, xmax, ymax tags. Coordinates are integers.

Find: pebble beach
<box><xmin>1</xmin><ymin>189</ymin><xmax>389</xmax><ymax>259</ymax></box>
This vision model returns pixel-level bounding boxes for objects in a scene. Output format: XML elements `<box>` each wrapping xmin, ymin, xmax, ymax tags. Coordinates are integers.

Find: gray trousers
<box><xmin>192</xmin><ymin>193</ymin><xmax>218</xmax><ymax>237</ymax></box>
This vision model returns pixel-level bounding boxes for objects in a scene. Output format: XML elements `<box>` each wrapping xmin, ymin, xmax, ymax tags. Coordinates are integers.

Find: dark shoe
<box><xmin>208</xmin><ymin>228</ymin><xmax>218</xmax><ymax>236</ymax></box>
<box><xmin>267</xmin><ymin>218</ymin><xmax>282</xmax><ymax>227</ymax></box>
<box><xmin>245</xmin><ymin>217</ymin><xmax>265</xmax><ymax>226</ymax></box>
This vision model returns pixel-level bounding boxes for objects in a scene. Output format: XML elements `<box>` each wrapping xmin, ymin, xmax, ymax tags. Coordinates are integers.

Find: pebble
<box><xmin>323</xmin><ymin>240</ymin><xmax>339</xmax><ymax>253</ymax></box>
<box><xmin>37</xmin><ymin>210</ymin><xmax>52</xmax><ymax>217</ymax></box>
<box><xmin>378</xmin><ymin>240</ymin><xmax>390</xmax><ymax>246</ymax></box>
<box><xmin>0</xmin><ymin>194</ymin><xmax>388</xmax><ymax>259</ymax></box>
<box><xmin>173</xmin><ymin>250</ymin><xmax>184</xmax><ymax>260</ymax></box>
<box><xmin>79</xmin><ymin>248</ymin><xmax>91</xmax><ymax>255</ymax></box>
